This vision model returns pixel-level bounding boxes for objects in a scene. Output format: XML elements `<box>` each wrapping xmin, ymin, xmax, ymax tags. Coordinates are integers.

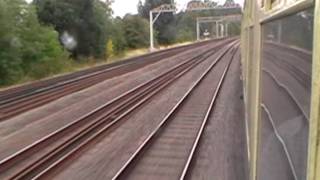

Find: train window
<box><xmin>258</xmin><ymin>7</ymin><xmax>314</xmax><ymax>180</ymax></box>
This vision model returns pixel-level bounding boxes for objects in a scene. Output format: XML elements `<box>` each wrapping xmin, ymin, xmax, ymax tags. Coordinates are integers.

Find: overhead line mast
<box><xmin>149</xmin><ymin>1</ymin><xmax>242</xmax><ymax>50</ymax></box>
<box><xmin>186</xmin><ymin>1</ymin><xmax>242</xmax><ymax>41</ymax></box>
<box><xmin>196</xmin><ymin>15</ymin><xmax>242</xmax><ymax>40</ymax></box>
<box><xmin>149</xmin><ymin>4</ymin><xmax>176</xmax><ymax>51</ymax></box>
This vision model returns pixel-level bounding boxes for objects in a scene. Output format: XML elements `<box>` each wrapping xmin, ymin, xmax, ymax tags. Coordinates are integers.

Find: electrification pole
<box><xmin>150</xmin><ymin>11</ymin><xmax>154</xmax><ymax>51</ymax></box>
<box><xmin>226</xmin><ymin>23</ymin><xmax>229</xmax><ymax>37</ymax></box>
<box><xmin>197</xmin><ymin>21</ymin><xmax>200</xmax><ymax>41</ymax></box>
<box><xmin>149</xmin><ymin>4</ymin><xmax>176</xmax><ymax>51</ymax></box>
<box><xmin>216</xmin><ymin>22</ymin><xmax>219</xmax><ymax>38</ymax></box>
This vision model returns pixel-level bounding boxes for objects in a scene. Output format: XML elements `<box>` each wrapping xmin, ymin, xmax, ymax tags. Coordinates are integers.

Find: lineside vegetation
<box><xmin>0</xmin><ymin>0</ymin><xmax>241</xmax><ymax>86</ymax></box>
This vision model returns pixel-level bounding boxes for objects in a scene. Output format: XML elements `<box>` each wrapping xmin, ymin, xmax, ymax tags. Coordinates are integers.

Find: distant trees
<box><xmin>0</xmin><ymin>0</ymin><xmax>68</xmax><ymax>85</ymax></box>
<box><xmin>0</xmin><ymin>0</ymin><xmax>153</xmax><ymax>86</ymax></box>
<box><xmin>138</xmin><ymin>0</ymin><xmax>241</xmax><ymax>44</ymax></box>
<box><xmin>0</xmin><ymin>0</ymin><xmax>242</xmax><ymax>87</ymax></box>
<box><xmin>34</xmin><ymin>0</ymin><xmax>112</xmax><ymax>59</ymax></box>
<box><xmin>174</xmin><ymin>7</ymin><xmax>241</xmax><ymax>42</ymax></box>
<box><xmin>122</xmin><ymin>15</ymin><xmax>150</xmax><ymax>49</ymax></box>
<box><xmin>175</xmin><ymin>13</ymin><xmax>196</xmax><ymax>42</ymax></box>
<box><xmin>105</xmin><ymin>17</ymin><xmax>127</xmax><ymax>54</ymax></box>
<box><xmin>34</xmin><ymin>0</ymin><xmax>152</xmax><ymax>58</ymax></box>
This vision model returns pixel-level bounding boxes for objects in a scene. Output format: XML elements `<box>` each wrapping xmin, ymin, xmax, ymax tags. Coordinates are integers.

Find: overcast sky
<box><xmin>25</xmin><ymin>0</ymin><xmax>244</xmax><ymax>17</ymax></box>
<box><xmin>112</xmin><ymin>0</ymin><xmax>244</xmax><ymax>17</ymax></box>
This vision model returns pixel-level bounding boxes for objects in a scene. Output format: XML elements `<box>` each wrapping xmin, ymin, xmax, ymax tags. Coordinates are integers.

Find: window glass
<box><xmin>259</xmin><ymin>7</ymin><xmax>314</xmax><ymax>180</ymax></box>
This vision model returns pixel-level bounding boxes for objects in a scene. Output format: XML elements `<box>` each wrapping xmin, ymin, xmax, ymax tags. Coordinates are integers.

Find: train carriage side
<box><xmin>241</xmin><ymin>0</ymin><xmax>320</xmax><ymax>179</ymax></box>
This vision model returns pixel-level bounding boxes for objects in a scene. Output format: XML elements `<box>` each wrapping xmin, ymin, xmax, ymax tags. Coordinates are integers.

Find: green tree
<box><xmin>175</xmin><ymin>12</ymin><xmax>196</xmax><ymax>42</ymax></box>
<box><xmin>122</xmin><ymin>14</ymin><xmax>150</xmax><ymax>49</ymax></box>
<box><xmin>106</xmin><ymin>39</ymin><xmax>114</xmax><ymax>59</ymax></box>
<box><xmin>174</xmin><ymin>2</ymin><xmax>242</xmax><ymax>41</ymax></box>
<box><xmin>0</xmin><ymin>0</ymin><xmax>68</xmax><ymax>85</ymax></box>
<box><xmin>35</xmin><ymin>0</ymin><xmax>112</xmax><ymax>59</ymax></box>
<box><xmin>106</xmin><ymin>17</ymin><xmax>127</xmax><ymax>55</ymax></box>
<box><xmin>0</xmin><ymin>0</ymin><xmax>23</xmax><ymax>84</ymax></box>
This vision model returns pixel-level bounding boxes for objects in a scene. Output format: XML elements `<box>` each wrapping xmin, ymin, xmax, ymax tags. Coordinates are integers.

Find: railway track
<box><xmin>0</xmin><ymin>40</ymin><xmax>238</xmax><ymax>179</ymax></box>
<box><xmin>0</xmin><ymin>39</ymin><xmax>227</xmax><ymax>121</ymax></box>
<box><xmin>0</xmin><ymin>40</ymin><xmax>216</xmax><ymax>100</ymax></box>
<box><xmin>111</xmin><ymin>43</ymin><xmax>238</xmax><ymax>180</ymax></box>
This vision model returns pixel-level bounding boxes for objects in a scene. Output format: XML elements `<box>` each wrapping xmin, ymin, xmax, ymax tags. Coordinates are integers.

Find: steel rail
<box><xmin>179</xmin><ymin>45</ymin><xmax>238</xmax><ymax>180</ymax></box>
<box><xmin>0</xmin><ymin>63</ymin><xmax>130</xmax><ymax>106</ymax></box>
<box><xmin>14</xmin><ymin>62</ymin><xmax>196</xmax><ymax>180</ymax></box>
<box><xmin>1</xmin><ymin>62</ymin><xmax>198</xmax><ymax>178</ymax></box>
<box><xmin>0</xmin><ymin>40</ymin><xmax>237</xmax><ymax>179</ymax></box>
<box><xmin>0</xmin><ymin>50</ymin><xmax>202</xmax><ymax>175</ymax></box>
<box><xmin>0</xmin><ymin>58</ymin><xmax>194</xmax><ymax>119</ymax></box>
<box><xmin>0</xmin><ymin>43</ymin><xmax>183</xmax><ymax>99</ymax></box>
<box><xmin>111</xmin><ymin>42</ymin><xmax>238</xmax><ymax>180</ymax></box>
<box><xmin>29</xmin><ymin>65</ymin><xmax>198</xmax><ymax>180</ymax></box>
<box><xmin>0</xmin><ymin>38</ymin><xmax>221</xmax><ymax>101</ymax></box>
<box><xmin>29</xmin><ymin>41</ymin><xmax>237</xmax><ymax>180</ymax></box>
<box><xmin>0</xmin><ymin>39</ymin><xmax>233</xmax><ymax>121</ymax></box>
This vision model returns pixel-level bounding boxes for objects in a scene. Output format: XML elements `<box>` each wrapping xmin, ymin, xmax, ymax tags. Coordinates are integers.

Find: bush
<box><xmin>0</xmin><ymin>0</ymin><xmax>69</xmax><ymax>85</ymax></box>
<box><xmin>106</xmin><ymin>39</ymin><xmax>114</xmax><ymax>60</ymax></box>
<box><xmin>123</xmin><ymin>15</ymin><xmax>150</xmax><ymax>49</ymax></box>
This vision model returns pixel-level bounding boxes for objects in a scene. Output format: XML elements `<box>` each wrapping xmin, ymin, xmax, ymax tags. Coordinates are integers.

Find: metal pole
<box><xmin>226</xmin><ymin>23</ymin><xmax>229</xmax><ymax>37</ymax></box>
<box><xmin>216</xmin><ymin>21</ymin><xmax>219</xmax><ymax>38</ymax></box>
<box><xmin>224</xmin><ymin>23</ymin><xmax>228</xmax><ymax>37</ymax></box>
<box><xmin>149</xmin><ymin>11</ymin><xmax>154</xmax><ymax>51</ymax></box>
<box><xmin>212</xmin><ymin>21</ymin><xmax>215</xmax><ymax>38</ymax></box>
<box><xmin>220</xmin><ymin>23</ymin><xmax>224</xmax><ymax>38</ymax></box>
<box><xmin>196</xmin><ymin>20</ymin><xmax>200</xmax><ymax>41</ymax></box>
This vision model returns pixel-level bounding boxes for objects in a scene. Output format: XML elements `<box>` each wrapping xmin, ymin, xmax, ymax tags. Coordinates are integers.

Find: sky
<box><xmin>112</xmin><ymin>0</ymin><xmax>244</xmax><ymax>17</ymax></box>
<box><xmin>25</xmin><ymin>0</ymin><xmax>244</xmax><ymax>18</ymax></box>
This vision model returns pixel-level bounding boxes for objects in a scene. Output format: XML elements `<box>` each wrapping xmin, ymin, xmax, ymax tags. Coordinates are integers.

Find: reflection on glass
<box><xmin>259</xmin><ymin>8</ymin><xmax>313</xmax><ymax>180</ymax></box>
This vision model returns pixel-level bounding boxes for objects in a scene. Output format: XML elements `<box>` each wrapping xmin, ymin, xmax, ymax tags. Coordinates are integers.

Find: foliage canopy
<box><xmin>0</xmin><ymin>0</ymin><xmax>68</xmax><ymax>85</ymax></box>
